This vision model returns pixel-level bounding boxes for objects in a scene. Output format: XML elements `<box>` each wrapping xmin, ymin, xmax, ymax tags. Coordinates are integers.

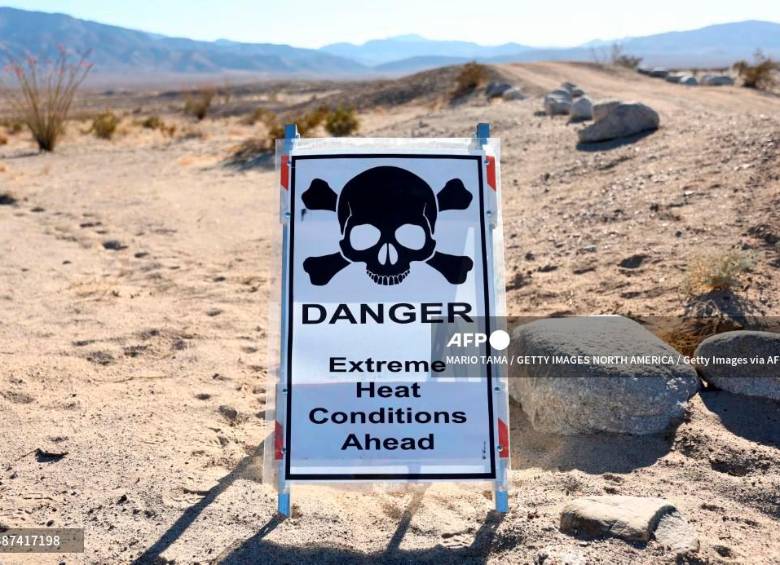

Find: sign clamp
<box><xmin>273</xmin><ymin>123</ymin><xmax>510</xmax><ymax>517</ymax></box>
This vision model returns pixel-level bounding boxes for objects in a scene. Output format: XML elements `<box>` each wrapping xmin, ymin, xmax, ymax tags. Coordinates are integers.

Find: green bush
<box><xmin>92</xmin><ymin>111</ymin><xmax>120</xmax><ymax>139</ymax></box>
<box><xmin>324</xmin><ymin>107</ymin><xmax>359</xmax><ymax>137</ymax></box>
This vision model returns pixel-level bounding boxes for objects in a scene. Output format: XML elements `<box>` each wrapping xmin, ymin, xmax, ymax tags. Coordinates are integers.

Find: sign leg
<box><xmin>494</xmin><ymin>489</ymin><xmax>509</xmax><ymax>513</ymax></box>
<box><xmin>277</xmin><ymin>488</ymin><xmax>291</xmax><ymax>517</ymax></box>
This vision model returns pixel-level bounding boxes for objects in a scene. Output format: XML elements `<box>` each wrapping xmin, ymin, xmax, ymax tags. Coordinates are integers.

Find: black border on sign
<box><xmin>285</xmin><ymin>154</ymin><xmax>495</xmax><ymax>481</ymax></box>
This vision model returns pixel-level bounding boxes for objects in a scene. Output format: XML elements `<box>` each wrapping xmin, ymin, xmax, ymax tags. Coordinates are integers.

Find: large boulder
<box><xmin>701</xmin><ymin>74</ymin><xmax>735</xmax><ymax>86</ymax></box>
<box><xmin>544</xmin><ymin>89</ymin><xmax>572</xmax><ymax>115</ymax></box>
<box><xmin>485</xmin><ymin>81</ymin><xmax>512</xmax><ymax>99</ymax></box>
<box><xmin>592</xmin><ymin>100</ymin><xmax>620</xmax><ymax>122</ymax></box>
<box><xmin>569</xmin><ymin>96</ymin><xmax>593</xmax><ymax>121</ymax></box>
<box><xmin>508</xmin><ymin>316</ymin><xmax>699</xmax><ymax>434</ymax></box>
<box><xmin>578</xmin><ymin>102</ymin><xmax>659</xmax><ymax>144</ymax></box>
<box><xmin>694</xmin><ymin>331</ymin><xmax>780</xmax><ymax>400</ymax></box>
<box><xmin>561</xmin><ymin>82</ymin><xmax>585</xmax><ymax>98</ymax></box>
<box><xmin>648</xmin><ymin>67</ymin><xmax>669</xmax><ymax>78</ymax></box>
<box><xmin>502</xmin><ymin>87</ymin><xmax>525</xmax><ymax>101</ymax></box>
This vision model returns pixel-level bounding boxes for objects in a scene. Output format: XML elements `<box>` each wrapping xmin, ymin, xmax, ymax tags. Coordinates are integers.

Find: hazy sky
<box><xmin>3</xmin><ymin>0</ymin><xmax>780</xmax><ymax>48</ymax></box>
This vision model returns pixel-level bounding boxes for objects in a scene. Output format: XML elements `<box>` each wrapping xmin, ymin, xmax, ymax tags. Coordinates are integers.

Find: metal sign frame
<box><xmin>272</xmin><ymin>123</ymin><xmax>510</xmax><ymax>516</ymax></box>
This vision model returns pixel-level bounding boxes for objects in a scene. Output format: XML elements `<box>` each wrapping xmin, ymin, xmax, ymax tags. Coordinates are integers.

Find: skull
<box><xmin>301</xmin><ymin>164</ymin><xmax>475</xmax><ymax>287</ymax></box>
<box><xmin>337</xmin><ymin>166</ymin><xmax>436</xmax><ymax>285</ymax></box>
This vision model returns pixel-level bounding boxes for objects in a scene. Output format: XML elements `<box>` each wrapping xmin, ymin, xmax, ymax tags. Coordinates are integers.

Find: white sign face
<box><xmin>283</xmin><ymin>153</ymin><xmax>496</xmax><ymax>481</ymax></box>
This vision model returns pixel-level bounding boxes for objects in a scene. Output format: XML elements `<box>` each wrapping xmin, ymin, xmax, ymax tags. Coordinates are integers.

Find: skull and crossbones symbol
<box><xmin>301</xmin><ymin>166</ymin><xmax>474</xmax><ymax>286</ymax></box>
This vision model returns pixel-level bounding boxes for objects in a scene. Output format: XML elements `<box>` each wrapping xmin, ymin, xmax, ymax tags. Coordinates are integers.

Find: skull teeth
<box><xmin>366</xmin><ymin>268</ymin><xmax>410</xmax><ymax>286</ymax></box>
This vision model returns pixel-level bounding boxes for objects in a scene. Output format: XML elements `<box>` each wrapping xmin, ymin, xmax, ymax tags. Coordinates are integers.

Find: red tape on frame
<box><xmin>274</xmin><ymin>421</ymin><xmax>284</xmax><ymax>460</ymax></box>
<box><xmin>281</xmin><ymin>155</ymin><xmax>289</xmax><ymax>190</ymax></box>
<box><xmin>486</xmin><ymin>156</ymin><xmax>496</xmax><ymax>191</ymax></box>
<box><xmin>498</xmin><ymin>418</ymin><xmax>509</xmax><ymax>458</ymax></box>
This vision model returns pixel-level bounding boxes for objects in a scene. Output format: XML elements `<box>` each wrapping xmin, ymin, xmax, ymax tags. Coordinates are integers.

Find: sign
<box><xmin>271</xmin><ymin>126</ymin><xmax>510</xmax><ymax>513</ymax></box>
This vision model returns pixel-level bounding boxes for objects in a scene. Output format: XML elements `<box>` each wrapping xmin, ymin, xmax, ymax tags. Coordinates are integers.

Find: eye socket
<box><xmin>395</xmin><ymin>224</ymin><xmax>427</xmax><ymax>250</ymax></box>
<box><xmin>349</xmin><ymin>224</ymin><xmax>381</xmax><ymax>250</ymax></box>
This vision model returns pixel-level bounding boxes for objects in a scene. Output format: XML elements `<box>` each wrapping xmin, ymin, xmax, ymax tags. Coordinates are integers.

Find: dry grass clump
<box><xmin>91</xmin><ymin>111</ymin><xmax>120</xmax><ymax>139</ymax></box>
<box><xmin>452</xmin><ymin>62</ymin><xmax>489</xmax><ymax>99</ymax></box>
<box><xmin>184</xmin><ymin>87</ymin><xmax>216</xmax><ymax>121</ymax></box>
<box><xmin>176</xmin><ymin>126</ymin><xmax>207</xmax><ymax>141</ymax></box>
<box><xmin>682</xmin><ymin>249</ymin><xmax>755</xmax><ymax>296</ymax></box>
<box><xmin>1</xmin><ymin>119</ymin><xmax>24</xmax><ymax>134</ymax></box>
<box><xmin>734</xmin><ymin>51</ymin><xmax>779</xmax><ymax>90</ymax></box>
<box><xmin>656</xmin><ymin>318</ymin><xmax>742</xmax><ymax>357</ymax></box>
<box><xmin>324</xmin><ymin>107</ymin><xmax>359</xmax><ymax>137</ymax></box>
<box><xmin>0</xmin><ymin>132</ymin><xmax>7</xmax><ymax>145</ymax></box>
<box><xmin>139</xmin><ymin>115</ymin><xmax>176</xmax><ymax>136</ymax></box>
<box><xmin>242</xmin><ymin>107</ymin><xmax>275</xmax><ymax>126</ymax></box>
<box><xmin>0</xmin><ymin>48</ymin><xmax>92</xmax><ymax>151</ymax></box>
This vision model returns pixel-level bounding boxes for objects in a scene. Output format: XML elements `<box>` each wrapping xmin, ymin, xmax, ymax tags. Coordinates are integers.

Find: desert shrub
<box><xmin>140</xmin><ymin>115</ymin><xmax>176</xmax><ymax>136</ymax></box>
<box><xmin>92</xmin><ymin>111</ymin><xmax>119</xmax><ymax>139</ymax></box>
<box><xmin>299</xmin><ymin>106</ymin><xmax>329</xmax><ymax>133</ymax></box>
<box><xmin>0</xmin><ymin>133</ymin><xmax>7</xmax><ymax>145</ymax></box>
<box><xmin>324</xmin><ymin>107</ymin><xmax>359</xmax><ymax>137</ymax></box>
<box><xmin>141</xmin><ymin>115</ymin><xmax>163</xmax><ymax>129</ymax></box>
<box><xmin>0</xmin><ymin>48</ymin><xmax>93</xmax><ymax>151</ymax></box>
<box><xmin>683</xmin><ymin>249</ymin><xmax>755</xmax><ymax>296</ymax></box>
<box><xmin>733</xmin><ymin>51</ymin><xmax>779</xmax><ymax>90</ymax></box>
<box><xmin>242</xmin><ymin>107</ymin><xmax>275</xmax><ymax>126</ymax></box>
<box><xmin>184</xmin><ymin>87</ymin><xmax>215</xmax><ymax>121</ymax></box>
<box><xmin>452</xmin><ymin>62</ymin><xmax>489</xmax><ymax>98</ymax></box>
<box><xmin>610</xmin><ymin>43</ymin><xmax>642</xmax><ymax>69</ymax></box>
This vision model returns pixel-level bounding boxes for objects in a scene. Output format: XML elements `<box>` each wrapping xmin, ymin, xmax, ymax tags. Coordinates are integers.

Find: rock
<box><xmin>694</xmin><ymin>331</ymin><xmax>780</xmax><ymax>400</ymax></box>
<box><xmin>578</xmin><ymin>102</ymin><xmax>660</xmax><ymax>144</ymax></box>
<box><xmin>102</xmin><ymin>239</ymin><xmax>127</xmax><ymax>251</ymax></box>
<box><xmin>502</xmin><ymin>87</ymin><xmax>525</xmax><ymax>101</ymax></box>
<box><xmin>485</xmin><ymin>81</ymin><xmax>512</xmax><ymax>98</ymax></box>
<box><xmin>678</xmin><ymin>75</ymin><xmax>698</xmax><ymax>86</ymax></box>
<box><xmin>544</xmin><ymin>89</ymin><xmax>572</xmax><ymax>115</ymax></box>
<box><xmin>218</xmin><ymin>404</ymin><xmax>239</xmax><ymax>422</ymax></box>
<box><xmin>648</xmin><ymin>67</ymin><xmax>669</xmax><ymax>78</ymax></box>
<box><xmin>592</xmin><ymin>100</ymin><xmax>620</xmax><ymax>122</ymax></box>
<box><xmin>508</xmin><ymin>316</ymin><xmax>699</xmax><ymax>434</ymax></box>
<box><xmin>569</xmin><ymin>97</ymin><xmax>593</xmax><ymax>122</ymax></box>
<box><xmin>701</xmin><ymin>74</ymin><xmax>735</xmax><ymax>86</ymax></box>
<box><xmin>618</xmin><ymin>253</ymin><xmax>648</xmax><ymax>269</ymax></box>
<box><xmin>570</xmin><ymin>88</ymin><xmax>585</xmax><ymax>98</ymax></box>
<box><xmin>560</xmin><ymin>495</ymin><xmax>675</xmax><ymax>541</ymax></box>
<box><xmin>654</xmin><ymin>511</ymin><xmax>700</xmax><ymax>553</ymax></box>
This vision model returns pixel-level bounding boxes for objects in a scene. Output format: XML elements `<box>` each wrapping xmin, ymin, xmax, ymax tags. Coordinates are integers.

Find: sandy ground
<box><xmin>1</xmin><ymin>62</ymin><xmax>779</xmax><ymax>564</ymax></box>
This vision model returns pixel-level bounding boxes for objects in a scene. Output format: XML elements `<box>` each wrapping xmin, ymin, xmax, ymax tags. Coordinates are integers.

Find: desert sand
<box><xmin>1</xmin><ymin>62</ymin><xmax>779</xmax><ymax>564</ymax></box>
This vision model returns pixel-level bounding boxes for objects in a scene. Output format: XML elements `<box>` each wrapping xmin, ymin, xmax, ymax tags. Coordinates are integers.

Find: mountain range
<box><xmin>1</xmin><ymin>7</ymin><xmax>779</xmax><ymax>80</ymax></box>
